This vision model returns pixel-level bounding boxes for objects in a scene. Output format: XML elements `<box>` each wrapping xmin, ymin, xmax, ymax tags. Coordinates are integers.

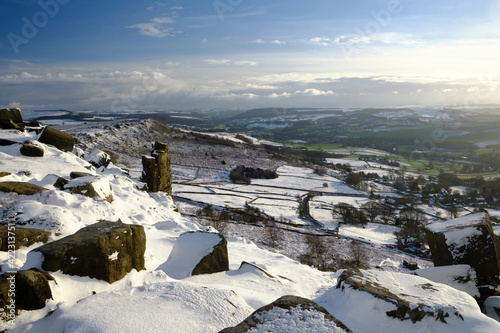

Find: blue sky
<box><xmin>1</xmin><ymin>0</ymin><xmax>500</xmax><ymax>111</ymax></box>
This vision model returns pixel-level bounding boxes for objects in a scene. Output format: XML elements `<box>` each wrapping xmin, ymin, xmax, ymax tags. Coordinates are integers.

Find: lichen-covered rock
<box><xmin>0</xmin><ymin>226</ymin><xmax>51</xmax><ymax>251</ymax></box>
<box><xmin>20</xmin><ymin>142</ymin><xmax>44</xmax><ymax>157</ymax></box>
<box><xmin>0</xmin><ymin>108</ymin><xmax>23</xmax><ymax>123</ymax></box>
<box><xmin>0</xmin><ymin>268</ymin><xmax>53</xmax><ymax>322</ymax></box>
<box><xmin>425</xmin><ymin>213</ymin><xmax>500</xmax><ymax>300</ymax></box>
<box><xmin>0</xmin><ymin>182</ymin><xmax>47</xmax><ymax>195</ymax></box>
<box><xmin>141</xmin><ymin>141</ymin><xmax>172</xmax><ymax>195</ymax></box>
<box><xmin>336</xmin><ymin>269</ymin><xmax>467</xmax><ymax>323</ymax></box>
<box><xmin>0</xmin><ymin>173</ymin><xmax>11</xmax><ymax>178</ymax></box>
<box><xmin>29</xmin><ymin>221</ymin><xmax>146</xmax><ymax>283</ymax></box>
<box><xmin>69</xmin><ymin>171</ymin><xmax>94</xmax><ymax>179</ymax></box>
<box><xmin>159</xmin><ymin>231</ymin><xmax>228</xmax><ymax>279</ymax></box>
<box><xmin>219</xmin><ymin>295</ymin><xmax>353</xmax><ymax>333</ymax></box>
<box><xmin>0</xmin><ymin>108</ymin><xmax>23</xmax><ymax>131</ymax></box>
<box><xmin>38</xmin><ymin>126</ymin><xmax>74</xmax><ymax>152</ymax></box>
<box><xmin>65</xmin><ymin>176</ymin><xmax>113</xmax><ymax>203</ymax></box>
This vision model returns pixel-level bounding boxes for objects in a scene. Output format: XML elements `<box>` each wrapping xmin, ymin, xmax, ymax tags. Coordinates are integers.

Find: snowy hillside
<box><xmin>1</xmin><ymin>118</ymin><xmax>500</xmax><ymax>332</ymax></box>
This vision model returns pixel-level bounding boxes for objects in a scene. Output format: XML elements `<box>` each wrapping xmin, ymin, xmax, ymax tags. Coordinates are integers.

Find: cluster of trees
<box><xmin>229</xmin><ymin>165</ymin><xmax>278</xmax><ymax>185</ymax></box>
<box><xmin>332</xmin><ymin>202</ymin><xmax>428</xmax><ymax>247</ymax></box>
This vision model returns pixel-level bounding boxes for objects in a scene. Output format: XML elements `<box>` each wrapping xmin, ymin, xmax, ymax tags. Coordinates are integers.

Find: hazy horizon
<box><xmin>2</xmin><ymin>0</ymin><xmax>500</xmax><ymax>112</ymax></box>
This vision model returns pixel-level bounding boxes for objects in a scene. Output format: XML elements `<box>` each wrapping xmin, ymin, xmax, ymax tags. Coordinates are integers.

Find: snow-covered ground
<box><xmin>3</xmin><ymin>118</ymin><xmax>500</xmax><ymax>332</ymax></box>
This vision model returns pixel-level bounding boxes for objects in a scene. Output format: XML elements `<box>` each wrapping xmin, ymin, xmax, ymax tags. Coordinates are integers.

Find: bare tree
<box><xmin>264</xmin><ymin>224</ymin><xmax>284</xmax><ymax>249</ymax></box>
<box><xmin>349</xmin><ymin>240</ymin><xmax>368</xmax><ymax>269</ymax></box>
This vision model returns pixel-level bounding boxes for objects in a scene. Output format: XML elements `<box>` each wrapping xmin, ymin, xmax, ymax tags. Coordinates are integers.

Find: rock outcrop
<box><xmin>65</xmin><ymin>176</ymin><xmax>114</xmax><ymax>203</ymax></box>
<box><xmin>336</xmin><ymin>269</ymin><xmax>467</xmax><ymax>323</ymax></box>
<box><xmin>0</xmin><ymin>182</ymin><xmax>47</xmax><ymax>195</ymax></box>
<box><xmin>29</xmin><ymin>221</ymin><xmax>146</xmax><ymax>283</ymax></box>
<box><xmin>0</xmin><ymin>268</ymin><xmax>53</xmax><ymax>321</ymax></box>
<box><xmin>219</xmin><ymin>295</ymin><xmax>353</xmax><ymax>333</ymax></box>
<box><xmin>425</xmin><ymin>213</ymin><xmax>500</xmax><ymax>301</ymax></box>
<box><xmin>0</xmin><ymin>108</ymin><xmax>24</xmax><ymax>131</ymax></box>
<box><xmin>0</xmin><ymin>226</ymin><xmax>51</xmax><ymax>251</ymax></box>
<box><xmin>141</xmin><ymin>141</ymin><xmax>172</xmax><ymax>195</ymax></box>
<box><xmin>159</xmin><ymin>231</ymin><xmax>228</xmax><ymax>279</ymax></box>
<box><xmin>20</xmin><ymin>142</ymin><xmax>44</xmax><ymax>157</ymax></box>
<box><xmin>85</xmin><ymin>150</ymin><xmax>112</xmax><ymax>168</ymax></box>
<box><xmin>38</xmin><ymin>126</ymin><xmax>74</xmax><ymax>152</ymax></box>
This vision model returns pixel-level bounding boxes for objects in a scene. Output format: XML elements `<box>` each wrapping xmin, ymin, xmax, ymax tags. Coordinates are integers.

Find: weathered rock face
<box><xmin>219</xmin><ymin>295</ymin><xmax>353</xmax><ymax>333</ymax></box>
<box><xmin>0</xmin><ymin>226</ymin><xmax>51</xmax><ymax>251</ymax></box>
<box><xmin>0</xmin><ymin>108</ymin><xmax>24</xmax><ymax>131</ymax></box>
<box><xmin>425</xmin><ymin>213</ymin><xmax>500</xmax><ymax>300</ymax></box>
<box><xmin>336</xmin><ymin>269</ymin><xmax>467</xmax><ymax>324</ymax></box>
<box><xmin>0</xmin><ymin>182</ymin><xmax>47</xmax><ymax>195</ymax></box>
<box><xmin>0</xmin><ymin>268</ymin><xmax>53</xmax><ymax>321</ymax></box>
<box><xmin>159</xmin><ymin>231</ymin><xmax>228</xmax><ymax>279</ymax></box>
<box><xmin>192</xmin><ymin>233</ymin><xmax>229</xmax><ymax>276</ymax></box>
<box><xmin>65</xmin><ymin>176</ymin><xmax>114</xmax><ymax>203</ymax></box>
<box><xmin>30</xmin><ymin>221</ymin><xmax>146</xmax><ymax>283</ymax></box>
<box><xmin>141</xmin><ymin>141</ymin><xmax>172</xmax><ymax>195</ymax></box>
<box><xmin>20</xmin><ymin>142</ymin><xmax>44</xmax><ymax>157</ymax></box>
<box><xmin>38</xmin><ymin>126</ymin><xmax>74</xmax><ymax>152</ymax></box>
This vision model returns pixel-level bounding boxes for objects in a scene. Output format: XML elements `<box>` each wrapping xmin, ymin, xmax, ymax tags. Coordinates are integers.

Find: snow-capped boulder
<box><xmin>425</xmin><ymin>213</ymin><xmax>500</xmax><ymax>300</ymax></box>
<box><xmin>38</xmin><ymin>126</ymin><xmax>74</xmax><ymax>152</ymax></box>
<box><xmin>85</xmin><ymin>149</ymin><xmax>112</xmax><ymax>168</ymax></box>
<box><xmin>0</xmin><ymin>182</ymin><xmax>47</xmax><ymax>195</ymax></box>
<box><xmin>318</xmin><ymin>269</ymin><xmax>500</xmax><ymax>332</ymax></box>
<box><xmin>415</xmin><ymin>265</ymin><xmax>479</xmax><ymax>298</ymax></box>
<box><xmin>0</xmin><ymin>108</ymin><xmax>23</xmax><ymax>123</ymax></box>
<box><xmin>0</xmin><ymin>108</ymin><xmax>23</xmax><ymax>130</ymax></box>
<box><xmin>0</xmin><ymin>268</ymin><xmax>53</xmax><ymax>321</ymax></box>
<box><xmin>20</xmin><ymin>141</ymin><xmax>44</xmax><ymax>157</ymax></box>
<box><xmin>484</xmin><ymin>296</ymin><xmax>500</xmax><ymax>322</ymax></box>
<box><xmin>220</xmin><ymin>295</ymin><xmax>353</xmax><ymax>333</ymax></box>
<box><xmin>159</xmin><ymin>231</ymin><xmax>228</xmax><ymax>279</ymax></box>
<box><xmin>29</xmin><ymin>221</ymin><xmax>146</xmax><ymax>283</ymax></box>
<box><xmin>65</xmin><ymin>176</ymin><xmax>114</xmax><ymax>203</ymax></box>
<box><xmin>0</xmin><ymin>226</ymin><xmax>51</xmax><ymax>252</ymax></box>
<box><xmin>337</xmin><ymin>269</ymin><xmax>469</xmax><ymax>323</ymax></box>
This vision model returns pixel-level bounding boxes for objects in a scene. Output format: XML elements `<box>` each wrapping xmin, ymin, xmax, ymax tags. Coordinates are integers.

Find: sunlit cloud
<box><xmin>128</xmin><ymin>17</ymin><xmax>176</xmax><ymax>37</ymax></box>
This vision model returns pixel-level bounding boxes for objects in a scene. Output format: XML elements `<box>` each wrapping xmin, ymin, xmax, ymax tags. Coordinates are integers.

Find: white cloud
<box><xmin>128</xmin><ymin>17</ymin><xmax>176</xmax><ymax>37</ymax></box>
<box><xmin>203</xmin><ymin>59</ymin><xmax>257</xmax><ymax>66</ymax></box>
<box><xmin>252</xmin><ymin>39</ymin><xmax>265</xmax><ymax>44</ymax></box>
<box><xmin>294</xmin><ymin>89</ymin><xmax>335</xmax><ymax>96</ymax></box>
<box><xmin>233</xmin><ymin>60</ymin><xmax>257</xmax><ymax>66</ymax></box>
<box><xmin>333</xmin><ymin>35</ymin><xmax>371</xmax><ymax>45</ymax></box>
<box><xmin>271</xmin><ymin>40</ymin><xmax>286</xmax><ymax>45</ymax></box>
<box><xmin>310</xmin><ymin>37</ymin><xmax>330</xmax><ymax>46</ymax></box>
<box><xmin>203</xmin><ymin>59</ymin><xmax>232</xmax><ymax>65</ymax></box>
<box><xmin>268</xmin><ymin>92</ymin><xmax>291</xmax><ymax>98</ymax></box>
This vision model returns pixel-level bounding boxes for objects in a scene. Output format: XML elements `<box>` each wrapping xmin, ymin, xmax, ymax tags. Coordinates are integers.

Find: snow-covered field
<box><xmin>3</xmin><ymin>118</ymin><xmax>500</xmax><ymax>332</ymax></box>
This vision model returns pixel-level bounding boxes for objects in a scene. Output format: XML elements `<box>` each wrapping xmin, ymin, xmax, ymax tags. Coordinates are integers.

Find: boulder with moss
<box><xmin>20</xmin><ymin>142</ymin><xmax>44</xmax><ymax>157</ymax></box>
<box><xmin>0</xmin><ymin>182</ymin><xmax>47</xmax><ymax>195</ymax></box>
<box><xmin>0</xmin><ymin>268</ymin><xmax>54</xmax><ymax>322</ymax></box>
<box><xmin>65</xmin><ymin>176</ymin><xmax>113</xmax><ymax>203</ymax></box>
<box><xmin>220</xmin><ymin>295</ymin><xmax>353</xmax><ymax>333</ymax></box>
<box><xmin>28</xmin><ymin>221</ymin><xmax>146</xmax><ymax>283</ymax></box>
<box><xmin>0</xmin><ymin>108</ymin><xmax>24</xmax><ymax>131</ymax></box>
<box><xmin>0</xmin><ymin>226</ymin><xmax>51</xmax><ymax>251</ymax></box>
<box><xmin>38</xmin><ymin>126</ymin><xmax>74</xmax><ymax>152</ymax></box>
